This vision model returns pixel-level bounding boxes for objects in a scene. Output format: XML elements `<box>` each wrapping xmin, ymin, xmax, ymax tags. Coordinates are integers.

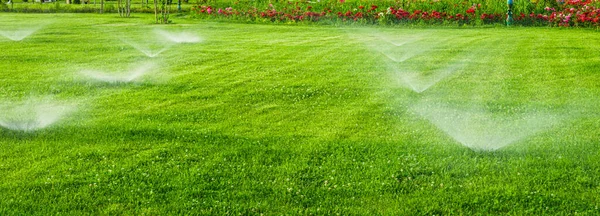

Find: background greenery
<box><xmin>0</xmin><ymin>13</ymin><xmax>599</xmax><ymax>214</ymax></box>
<box><xmin>1</xmin><ymin>0</ymin><xmax>592</xmax><ymax>14</ymax></box>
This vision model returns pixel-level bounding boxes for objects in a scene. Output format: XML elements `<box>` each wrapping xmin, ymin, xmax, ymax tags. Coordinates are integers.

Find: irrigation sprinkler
<box><xmin>507</xmin><ymin>0</ymin><xmax>514</xmax><ymax>26</ymax></box>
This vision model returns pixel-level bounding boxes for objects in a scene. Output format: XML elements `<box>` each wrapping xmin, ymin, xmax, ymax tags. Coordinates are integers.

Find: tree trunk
<box><xmin>166</xmin><ymin>1</ymin><xmax>170</xmax><ymax>23</ymax></box>
<box><xmin>162</xmin><ymin>0</ymin><xmax>165</xmax><ymax>23</ymax></box>
<box><xmin>126</xmin><ymin>0</ymin><xmax>130</xmax><ymax>17</ymax></box>
<box><xmin>154</xmin><ymin>0</ymin><xmax>158</xmax><ymax>23</ymax></box>
<box><xmin>159</xmin><ymin>0</ymin><xmax>169</xmax><ymax>23</ymax></box>
<box><xmin>100</xmin><ymin>0</ymin><xmax>103</xmax><ymax>13</ymax></box>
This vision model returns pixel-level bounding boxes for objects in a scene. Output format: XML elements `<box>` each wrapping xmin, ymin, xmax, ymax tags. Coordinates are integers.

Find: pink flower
<box><xmin>207</xmin><ymin>8</ymin><xmax>212</xmax><ymax>14</ymax></box>
<box><xmin>218</xmin><ymin>8</ymin><xmax>223</xmax><ymax>14</ymax></box>
<box><xmin>339</xmin><ymin>0</ymin><xmax>345</xmax><ymax>3</ymax></box>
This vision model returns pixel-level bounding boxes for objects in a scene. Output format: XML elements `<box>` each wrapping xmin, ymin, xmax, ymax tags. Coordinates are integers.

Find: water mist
<box><xmin>0</xmin><ymin>99</ymin><xmax>76</xmax><ymax>132</ymax></box>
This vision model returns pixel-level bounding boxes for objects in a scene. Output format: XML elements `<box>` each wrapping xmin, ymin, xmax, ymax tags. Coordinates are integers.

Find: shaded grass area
<box><xmin>0</xmin><ymin>14</ymin><xmax>599</xmax><ymax>214</ymax></box>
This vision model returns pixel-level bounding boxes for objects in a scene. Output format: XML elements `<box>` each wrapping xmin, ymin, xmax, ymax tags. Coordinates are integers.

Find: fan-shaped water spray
<box><xmin>0</xmin><ymin>21</ymin><xmax>50</xmax><ymax>41</ymax></box>
<box><xmin>375</xmin><ymin>34</ymin><xmax>422</xmax><ymax>47</ymax></box>
<box><xmin>80</xmin><ymin>63</ymin><xmax>156</xmax><ymax>83</ymax></box>
<box><xmin>348</xmin><ymin>29</ymin><xmax>464</xmax><ymax>92</ymax></box>
<box><xmin>380</xmin><ymin>34</ymin><xmax>491</xmax><ymax>93</ymax></box>
<box><xmin>391</xmin><ymin>57</ymin><xmax>472</xmax><ymax>93</ymax></box>
<box><xmin>97</xmin><ymin>26</ymin><xmax>173</xmax><ymax>57</ymax></box>
<box><xmin>0</xmin><ymin>99</ymin><xmax>76</xmax><ymax>132</ymax></box>
<box><xmin>0</xmin><ymin>29</ymin><xmax>41</xmax><ymax>41</ymax></box>
<box><xmin>411</xmin><ymin>102</ymin><xmax>562</xmax><ymax>151</ymax></box>
<box><xmin>154</xmin><ymin>29</ymin><xmax>202</xmax><ymax>43</ymax></box>
<box><xmin>121</xmin><ymin>39</ymin><xmax>172</xmax><ymax>58</ymax></box>
<box><xmin>371</xmin><ymin>33</ymin><xmax>456</xmax><ymax>63</ymax></box>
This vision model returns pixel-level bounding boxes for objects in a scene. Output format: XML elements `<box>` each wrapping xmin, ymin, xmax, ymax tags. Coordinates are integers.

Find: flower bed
<box><xmin>190</xmin><ymin>0</ymin><xmax>600</xmax><ymax>27</ymax></box>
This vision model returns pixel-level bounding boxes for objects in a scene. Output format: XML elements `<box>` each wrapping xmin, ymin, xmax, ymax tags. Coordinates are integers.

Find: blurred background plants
<box><xmin>188</xmin><ymin>0</ymin><xmax>600</xmax><ymax>27</ymax></box>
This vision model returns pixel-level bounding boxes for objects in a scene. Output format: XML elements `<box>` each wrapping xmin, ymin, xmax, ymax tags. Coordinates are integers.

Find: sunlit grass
<box><xmin>0</xmin><ymin>13</ymin><xmax>599</xmax><ymax>214</ymax></box>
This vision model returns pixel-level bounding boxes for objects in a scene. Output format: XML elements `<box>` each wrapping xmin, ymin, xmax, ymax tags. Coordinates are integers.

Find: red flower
<box><xmin>537</xmin><ymin>14</ymin><xmax>545</xmax><ymax>20</ymax></box>
<box><xmin>359</xmin><ymin>5</ymin><xmax>364</xmax><ymax>10</ymax></box>
<box><xmin>480</xmin><ymin>13</ymin><xmax>488</xmax><ymax>20</ymax></box>
<box><xmin>567</xmin><ymin>0</ymin><xmax>592</xmax><ymax>6</ymax></box>
<box><xmin>466</xmin><ymin>7</ymin><xmax>476</xmax><ymax>15</ymax></box>
<box><xmin>432</xmin><ymin>11</ymin><xmax>441</xmax><ymax>19</ymax></box>
<box><xmin>455</xmin><ymin>13</ymin><xmax>464</xmax><ymax>20</ymax></box>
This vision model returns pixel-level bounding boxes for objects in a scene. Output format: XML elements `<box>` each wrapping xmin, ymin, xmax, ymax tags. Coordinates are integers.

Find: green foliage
<box><xmin>104</xmin><ymin>3</ymin><xmax>115</xmax><ymax>12</ymax></box>
<box><xmin>0</xmin><ymin>1</ymin><xmax>194</xmax><ymax>13</ymax></box>
<box><xmin>189</xmin><ymin>0</ymin><xmax>600</xmax><ymax>27</ymax></box>
<box><xmin>157</xmin><ymin>0</ymin><xmax>171</xmax><ymax>23</ymax></box>
<box><xmin>0</xmin><ymin>2</ymin><xmax>8</xmax><ymax>11</ymax></box>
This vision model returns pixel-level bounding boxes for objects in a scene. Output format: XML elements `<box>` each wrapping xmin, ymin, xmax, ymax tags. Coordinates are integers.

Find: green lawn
<box><xmin>1</xmin><ymin>13</ymin><xmax>599</xmax><ymax>214</ymax></box>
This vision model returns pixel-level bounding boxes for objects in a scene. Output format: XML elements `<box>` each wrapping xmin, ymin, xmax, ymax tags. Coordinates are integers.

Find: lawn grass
<box><xmin>1</xmin><ymin>13</ymin><xmax>600</xmax><ymax>214</ymax></box>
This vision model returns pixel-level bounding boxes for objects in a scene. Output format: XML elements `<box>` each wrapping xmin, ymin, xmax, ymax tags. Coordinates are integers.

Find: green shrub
<box><xmin>104</xmin><ymin>3</ymin><xmax>114</xmax><ymax>12</ymax></box>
